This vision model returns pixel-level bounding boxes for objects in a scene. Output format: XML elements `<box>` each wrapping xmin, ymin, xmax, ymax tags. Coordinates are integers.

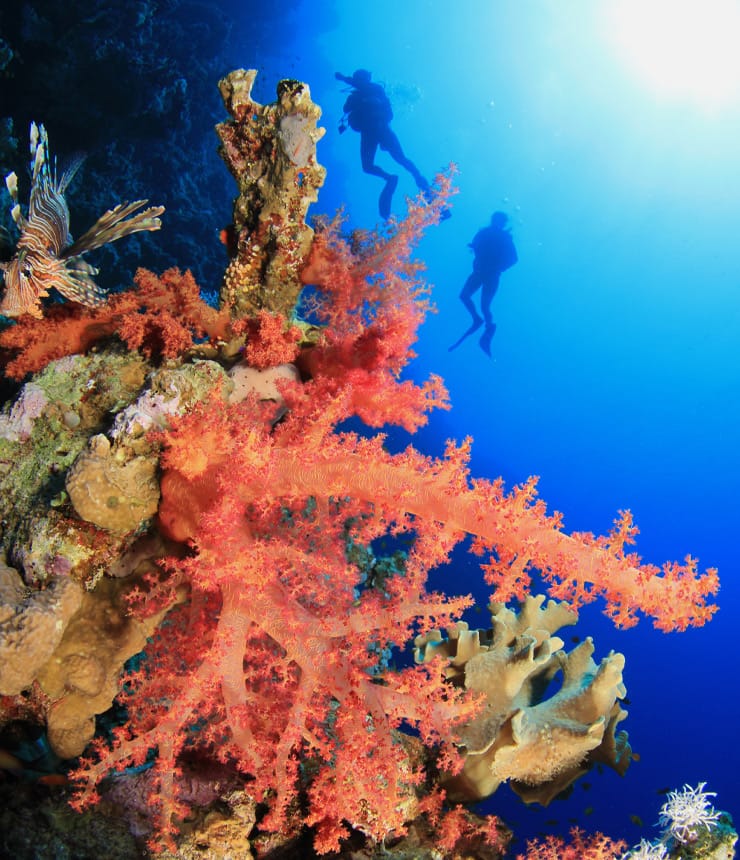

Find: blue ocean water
<box><xmin>291</xmin><ymin>0</ymin><xmax>740</xmax><ymax>848</ymax></box>
<box><xmin>1</xmin><ymin>0</ymin><xmax>737</xmax><ymax>854</ymax></box>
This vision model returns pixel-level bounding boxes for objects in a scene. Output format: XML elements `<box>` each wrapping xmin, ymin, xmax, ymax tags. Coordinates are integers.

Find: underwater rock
<box><xmin>65</xmin><ymin>432</ymin><xmax>160</xmax><ymax>535</ymax></box>
<box><xmin>0</xmin><ymin>381</ymin><xmax>48</xmax><ymax>442</ymax></box>
<box><xmin>35</xmin><ymin>576</ymin><xmax>171</xmax><ymax>759</ymax></box>
<box><xmin>227</xmin><ymin>360</ymin><xmax>299</xmax><ymax>403</ymax></box>
<box><xmin>0</xmin><ymin>554</ymin><xmax>83</xmax><ymax>696</ymax></box>
<box><xmin>0</xmin><ymin>351</ymin><xmax>150</xmax><ymax>582</ymax></box>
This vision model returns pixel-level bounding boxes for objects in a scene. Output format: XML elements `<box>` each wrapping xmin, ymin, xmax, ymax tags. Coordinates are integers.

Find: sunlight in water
<box><xmin>605</xmin><ymin>0</ymin><xmax>740</xmax><ymax>109</ymax></box>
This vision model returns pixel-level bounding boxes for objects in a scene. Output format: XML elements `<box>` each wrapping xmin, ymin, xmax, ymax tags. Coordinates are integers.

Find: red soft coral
<box><xmin>69</xmin><ymin>183</ymin><xmax>718</xmax><ymax>855</ymax></box>
<box><xmin>235</xmin><ymin>309</ymin><xmax>303</xmax><ymax>369</ymax></box>
<box><xmin>0</xmin><ymin>267</ymin><xmax>231</xmax><ymax>379</ymax></box>
<box><xmin>517</xmin><ymin>826</ymin><xmax>627</xmax><ymax>859</ymax></box>
<box><xmin>295</xmin><ymin>174</ymin><xmax>454</xmax><ymax>431</ymax></box>
<box><xmin>72</xmin><ymin>401</ymin><xmax>480</xmax><ymax>852</ymax></box>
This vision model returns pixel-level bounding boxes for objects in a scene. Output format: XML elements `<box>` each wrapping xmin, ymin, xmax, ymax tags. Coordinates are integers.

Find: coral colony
<box><xmin>615</xmin><ymin>783</ymin><xmax>725</xmax><ymax>860</ymax></box>
<box><xmin>0</xmin><ymin>70</ymin><xmax>734</xmax><ymax>858</ymax></box>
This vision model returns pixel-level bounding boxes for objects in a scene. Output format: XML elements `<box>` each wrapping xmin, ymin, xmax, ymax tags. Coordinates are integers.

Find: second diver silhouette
<box><xmin>449</xmin><ymin>211</ymin><xmax>518</xmax><ymax>356</ymax></box>
<box><xmin>336</xmin><ymin>69</ymin><xmax>444</xmax><ymax>220</ymax></box>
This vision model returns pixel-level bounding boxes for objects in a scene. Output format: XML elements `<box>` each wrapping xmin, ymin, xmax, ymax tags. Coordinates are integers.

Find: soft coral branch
<box><xmin>0</xmin><ymin>267</ymin><xmax>231</xmax><ymax>379</ymax></box>
<box><xmin>296</xmin><ymin>173</ymin><xmax>454</xmax><ymax>431</ymax></box>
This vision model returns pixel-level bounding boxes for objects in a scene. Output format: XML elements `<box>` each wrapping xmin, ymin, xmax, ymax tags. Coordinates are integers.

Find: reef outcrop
<box><xmin>216</xmin><ymin>68</ymin><xmax>326</xmax><ymax>319</ymax></box>
<box><xmin>0</xmin><ymin>67</ymin><xmax>720</xmax><ymax>859</ymax></box>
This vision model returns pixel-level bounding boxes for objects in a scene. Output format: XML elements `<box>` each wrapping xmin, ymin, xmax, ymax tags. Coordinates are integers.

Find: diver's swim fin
<box><xmin>448</xmin><ymin>317</ymin><xmax>484</xmax><ymax>351</ymax></box>
<box><xmin>479</xmin><ymin>323</ymin><xmax>496</xmax><ymax>356</ymax></box>
<box><xmin>379</xmin><ymin>175</ymin><xmax>399</xmax><ymax>219</ymax></box>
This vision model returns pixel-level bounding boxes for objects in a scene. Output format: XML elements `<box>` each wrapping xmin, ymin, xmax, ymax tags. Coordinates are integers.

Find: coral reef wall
<box><xmin>0</xmin><ymin>67</ymin><xmax>722</xmax><ymax>860</ymax></box>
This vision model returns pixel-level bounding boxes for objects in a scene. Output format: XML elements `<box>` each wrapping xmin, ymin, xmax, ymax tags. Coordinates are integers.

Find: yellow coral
<box><xmin>0</xmin><ymin>555</ymin><xmax>83</xmax><ymax>696</ymax></box>
<box><xmin>65</xmin><ymin>434</ymin><xmax>160</xmax><ymax>534</ymax></box>
<box><xmin>36</xmin><ymin>576</ymin><xmax>171</xmax><ymax>758</ymax></box>
<box><xmin>216</xmin><ymin>69</ymin><xmax>326</xmax><ymax>319</ymax></box>
<box><xmin>415</xmin><ymin>594</ymin><xmax>631</xmax><ymax>803</ymax></box>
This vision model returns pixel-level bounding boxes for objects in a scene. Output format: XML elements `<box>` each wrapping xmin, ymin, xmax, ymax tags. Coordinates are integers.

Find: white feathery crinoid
<box><xmin>621</xmin><ymin>838</ymin><xmax>668</xmax><ymax>859</ymax></box>
<box><xmin>658</xmin><ymin>781</ymin><xmax>721</xmax><ymax>843</ymax></box>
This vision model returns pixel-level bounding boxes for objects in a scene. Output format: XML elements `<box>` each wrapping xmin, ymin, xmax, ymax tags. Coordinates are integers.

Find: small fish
<box><xmin>584</xmin><ymin>806</ymin><xmax>594</xmax><ymax>816</ymax></box>
<box><xmin>581</xmin><ymin>781</ymin><xmax>592</xmax><ymax>791</ymax></box>
<box><xmin>36</xmin><ymin>773</ymin><xmax>69</xmax><ymax>787</ymax></box>
<box><xmin>0</xmin><ymin>122</ymin><xmax>164</xmax><ymax>318</ymax></box>
<box><xmin>630</xmin><ymin>814</ymin><xmax>644</xmax><ymax>827</ymax></box>
<box><xmin>0</xmin><ymin>748</ymin><xmax>23</xmax><ymax>773</ymax></box>
<box><xmin>656</xmin><ymin>785</ymin><xmax>671</xmax><ymax>795</ymax></box>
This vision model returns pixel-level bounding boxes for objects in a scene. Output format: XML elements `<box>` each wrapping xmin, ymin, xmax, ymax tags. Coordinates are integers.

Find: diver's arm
<box><xmin>335</xmin><ymin>72</ymin><xmax>354</xmax><ymax>85</ymax></box>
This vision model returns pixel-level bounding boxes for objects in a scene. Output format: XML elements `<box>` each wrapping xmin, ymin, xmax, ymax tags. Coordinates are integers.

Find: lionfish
<box><xmin>0</xmin><ymin>122</ymin><xmax>165</xmax><ymax>318</ymax></box>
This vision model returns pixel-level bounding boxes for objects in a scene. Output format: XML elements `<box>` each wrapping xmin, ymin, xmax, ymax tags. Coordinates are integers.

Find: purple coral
<box><xmin>0</xmin><ymin>382</ymin><xmax>48</xmax><ymax>442</ymax></box>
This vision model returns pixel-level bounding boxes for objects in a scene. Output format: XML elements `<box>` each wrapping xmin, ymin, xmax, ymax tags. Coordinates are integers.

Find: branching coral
<box><xmin>70</xmin><ymin>186</ymin><xmax>717</xmax><ymax>854</ymax></box>
<box><xmin>297</xmin><ymin>181</ymin><xmax>454</xmax><ymax>432</ymax></box>
<box><xmin>517</xmin><ymin>826</ymin><xmax>626</xmax><ymax>859</ymax></box>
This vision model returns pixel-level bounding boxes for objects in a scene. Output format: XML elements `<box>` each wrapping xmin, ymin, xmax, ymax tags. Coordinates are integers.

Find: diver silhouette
<box><xmin>335</xmin><ymin>69</ymin><xmax>435</xmax><ymax>219</ymax></box>
<box><xmin>449</xmin><ymin>211</ymin><xmax>518</xmax><ymax>356</ymax></box>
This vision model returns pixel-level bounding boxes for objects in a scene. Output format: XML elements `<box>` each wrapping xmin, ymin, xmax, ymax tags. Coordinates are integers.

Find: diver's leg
<box><xmin>362</xmin><ymin>133</ymin><xmax>398</xmax><ymax>218</ymax></box>
<box><xmin>460</xmin><ymin>273</ymin><xmax>484</xmax><ymax>324</ymax></box>
<box><xmin>480</xmin><ymin>276</ymin><xmax>500</xmax><ymax>328</ymax></box>
<box><xmin>448</xmin><ymin>273</ymin><xmax>484</xmax><ymax>351</ymax></box>
<box><xmin>382</xmin><ymin>130</ymin><xmax>429</xmax><ymax>189</ymax></box>
<box><xmin>478</xmin><ymin>275</ymin><xmax>500</xmax><ymax>355</ymax></box>
<box><xmin>361</xmin><ymin>135</ymin><xmax>394</xmax><ymax>179</ymax></box>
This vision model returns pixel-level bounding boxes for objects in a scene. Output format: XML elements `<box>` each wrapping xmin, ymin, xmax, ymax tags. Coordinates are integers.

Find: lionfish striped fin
<box><xmin>55</xmin><ymin>255</ymin><xmax>108</xmax><ymax>307</ymax></box>
<box><xmin>0</xmin><ymin>260</ymin><xmax>50</xmax><ymax>319</ymax></box>
<box><xmin>63</xmin><ymin>200</ymin><xmax>165</xmax><ymax>258</ymax></box>
<box><xmin>29</xmin><ymin>121</ymin><xmax>40</xmax><ymax>161</ymax></box>
<box><xmin>4</xmin><ymin>172</ymin><xmax>26</xmax><ymax>231</ymax></box>
<box><xmin>1</xmin><ymin>122</ymin><xmax>164</xmax><ymax>318</ymax></box>
<box><xmin>26</xmin><ymin>124</ymin><xmax>73</xmax><ymax>255</ymax></box>
<box><xmin>58</xmin><ymin>154</ymin><xmax>85</xmax><ymax>195</ymax></box>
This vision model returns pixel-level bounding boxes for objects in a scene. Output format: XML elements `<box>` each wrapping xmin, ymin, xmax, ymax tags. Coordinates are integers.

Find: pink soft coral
<box><xmin>69</xmin><ymin>184</ymin><xmax>717</xmax><ymax>854</ymax></box>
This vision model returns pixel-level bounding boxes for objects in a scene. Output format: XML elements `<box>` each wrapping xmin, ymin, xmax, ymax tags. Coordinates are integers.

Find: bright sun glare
<box><xmin>606</xmin><ymin>0</ymin><xmax>740</xmax><ymax>109</ymax></box>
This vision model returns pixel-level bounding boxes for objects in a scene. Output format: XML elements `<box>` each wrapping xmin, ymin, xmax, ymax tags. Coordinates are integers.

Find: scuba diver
<box><xmin>449</xmin><ymin>211</ymin><xmax>518</xmax><ymax>356</ymax></box>
<box><xmin>335</xmin><ymin>69</ymin><xmax>435</xmax><ymax>219</ymax></box>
